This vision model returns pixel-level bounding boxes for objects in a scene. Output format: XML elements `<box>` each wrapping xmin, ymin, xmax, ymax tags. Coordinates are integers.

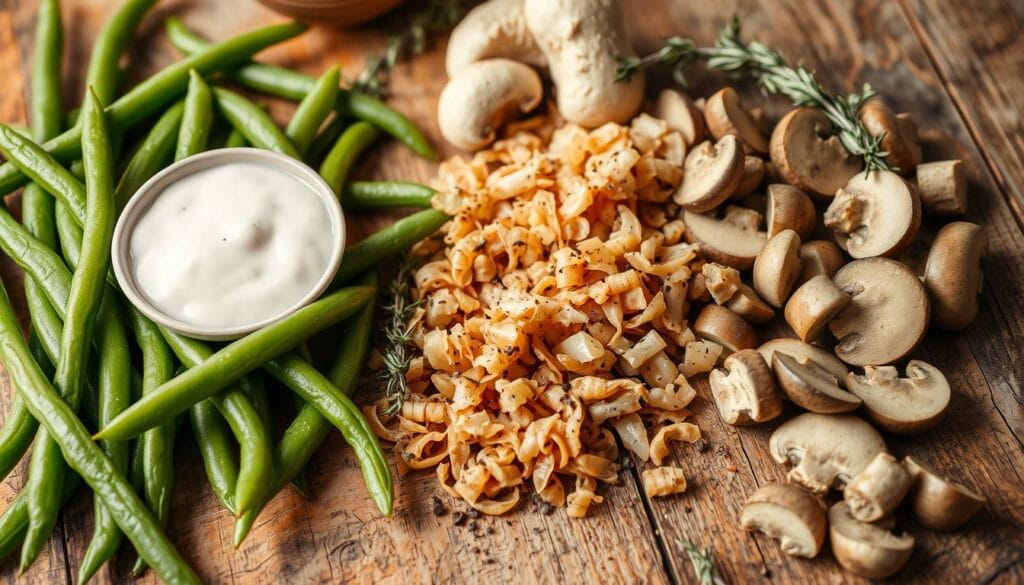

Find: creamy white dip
<box><xmin>129</xmin><ymin>162</ymin><xmax>335</xmax><ymax>329</ymax></box>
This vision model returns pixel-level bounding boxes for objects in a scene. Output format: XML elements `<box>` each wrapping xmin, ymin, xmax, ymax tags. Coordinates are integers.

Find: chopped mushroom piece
<box><xmin>843</xmin><ymin>452</ymin><xmax>914</xmax><ymax>522</ymax></box>
<box><xmin>916</xmin><ymin>160</ymin><xmax>968</xmax><ymax>216</ymax></box>
<box><xmin>796</xmin><ymin>240</ymin><xmax>845</xmax><ymax>286</ymax></box>
<box><xmin>673</xmin><ymin>135</ymin><xmax>745</xmax><ymax>212</ymax></box>
<box><xmin>682</xmin><ymin>207</ymin><xmax>768</xmax><ymax>270</ymax></box>
<box><xmin>724</xmin><ymin>283</ymin><xmax>776</xmax><ymax>324</ymax></box>
<box><xmin>653</xmin><ymin>88</ymin><xmax>705</xmax><ymax>147</ymax></box>
<box><xmin>753</xmin><ymin>230</ymin><xmax>802</xmax><ymax>308</ymax></box>
<box><xmin>680</xmin><ymin>339</ymin><xmax>724</xmax><ymax>377</ymax></box>
<box><xmin>770</xmin><ymin>107</ymin><xmax>861</xmax><ymax>198</ymax></box>
<box><xmin>701</xmin><ymin>262</ymin><xmax>742</xmax><ymax>304</ymax></box>
<box><xmin>829</xmin><ymin>501</ymin><xmax>914</xmax><ymax>579</ymax></box>
<box><xmin>846</xmin><ymin>361</ymin><xmax>951</xmax><ymax>434</ymax></box>
<box><xmin>923</xmin><ymin>221</ymin><xmax>988</xmax><ymax>331</ymax></box>
<box><xmin>705</xmin><ymin>87</ymin><xmax>769</xmax><ymax>156</ymax></box>
<box><xmin>766</xmin><ymin>184</ymin><xmax>816</xmax><ymax>239</ymax></box>
<box><xmin>769</xmin><ymin>413</ymin><xmax>887</xmax><ymax>494</ymax></box>
<box><xmin>757</xmin><ymin>338</ymin><xmax>850</xmax><ymax>383</ymax></box>
<box><xmin>643</xmin><ymin>466</ymin><xmax>688</xmax><ymax>497</ymax></box>
<box><xmin>903</xmin><ymin>456</ymin><xmax>985</xmax><ymax>531</ymax></box>
<box><xmin>859</xmin><ymin>100</ymin><xmax>921</xmax><ymax>174</ymax></box>
<box><xmin>784</xmin><ymin>275</ymin><xmax>851</xmax><ymax>343</ymax></box>
<box><xmin>741</xmin><ymin>483</ymin><xmax>827</xmax><ymax>558</ymax></box>
<box><xmin>734</xmin><ymin>156</ymin><xmax>766</xmax><ymax>198</ymax></box>
<box><xmin>772</xmin><ymin>352</ymin><xmax>861</xmax><ymax>414</ymax></box>
<box><xmin>824</xmin><ymin>170</ymin><xmax>921</xmax><ymax>259</ymax></box>
<box><xmin>693</xmin><ymin>305</ymin><xmax>759</xmax><ymax>354</ymax></box>
<box><xmin>709</xmin><ymin>349</ymin><xmax>783</xmax><ymax>425</ymax></box>
<box><xmin>829</xmin><ymin>258</ymin><xmax>930</xmax><ymax>366</ymax></box>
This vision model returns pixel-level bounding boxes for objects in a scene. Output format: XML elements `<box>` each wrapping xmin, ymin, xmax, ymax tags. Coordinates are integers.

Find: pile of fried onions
<box><xmin>366</xmin><ymin>117</ymin><xmax>725</xmax><ymax>517</ymax></box>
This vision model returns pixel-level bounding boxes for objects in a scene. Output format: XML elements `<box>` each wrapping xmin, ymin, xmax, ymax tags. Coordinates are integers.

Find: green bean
<box><xmin>116</xmin><ymin>100</ymin><xmax>185</xmax><ymax>208</ymax></box>
<box><xmin>0</xmin><ymin>124</ymin><xmax>87</xmax><ymax>224</ymax></box>
<box><xmin>23</xmin><ymin>90</ymin><xmax>117</xmax><ymax>570</ymax></box>
<box><xmin>31</xmin><ymin>0</ymin><xmax>62</xmax><ymax>141</ymax></box>
<box><xmin>235</xmin><ymin>272</ymin><xmax>378</xmax><ymax>544</ymax></box>
<box><xmin>0</xmin><ymin>207</ymin><xmax>71</xmax><ymax>311</ymax></box>
<box><xmin>96</xmin><ymin>285</ymin><xmax>375</xmax><ymax>441</ymax></box>
<box><xmin>224</xmin><ymin>128</ymin><xmax>248</xmax><ymax>148</ymax></box>
<box><xmin>304</xmin><ymin>114</ymin><xmax>346</xmax><ymax>168</ymax></box>
<box><xmin>213</xmin><ymin>87</ymin><xmax>299</xmax><ymax>158</ymax></box>
<box><xmin>0</xmin><ymin>472</ymin><xmax>78</xmax><ymax>559</ymax></box>
<box><xmin>0</xmin><ymin>21</ymin><xmax>307</xmax><ymax>197</ymax></box>
<box><xmin>165</xmin><ymin>18</ymin><xmax>436</xmax><ymax>160</ymax></box>
<box><xmin>319</xmin><ymin>121</ymin><xmax>380</xmax><ymax>195</ymax></box>
<box><xmin>343</xmin><ymin>181</ymin><xmax>435</xmax><ymax>210</ymax></box>
<box><xmin>286</xmin><ymin>66</ymin><xmax>339</xmax><ymax>156</ymax></box>
<box><xmin>176</xmin><ymin>70</ymin><xmax>213</xmax><ymax>161</ymax></box>
<box><xmin>241</xmin><ymin>373</ymin><xmax>273</xmax><ymax>437</ymax></box>
<box><xmin>190</xmin><ymin>399</ymin><xmax>239</xmax><ymax>514</ymax></box>
<box><xmin>84</xmin><ymin>0</ymin><xmax>158</xmax><ymax>105</ymax></box>
<box><xmin>333</xmin><ymin>209</ymin><xmax>449</xmax><ymax>285</ymax></box>
<box><xmin>0</xmin><ymin>283</ymin><xmax>201</xmax><ymax>584</ymax></box>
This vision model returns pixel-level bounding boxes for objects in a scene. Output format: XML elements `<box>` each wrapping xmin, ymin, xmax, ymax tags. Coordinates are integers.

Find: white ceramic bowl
<box><xmin>112</xmin><ymin>148</ymin><xmax>346</xmax><ymax>341</ymax></box>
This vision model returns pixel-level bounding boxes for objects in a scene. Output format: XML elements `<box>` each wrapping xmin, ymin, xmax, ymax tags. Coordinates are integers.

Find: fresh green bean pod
<box><xmin>224</xmin><ymin>128</ymin><xmax>248</xmax><ymax>148</ymax></box>
<box><xmin>83</xmin><ymin>0</ymin><xmax>158</xmax><ymax>105</ymax></box>
<box><xmin>190</xmin><ymin>399</ymin><xmax>240</xmax><ymax>514</ymax></box>
<box><xmin>164</xmin><ymin>18</ymin><xmax>436</xmax><ymax>159</ymax></box>
<box><xmin>31</xmin><ymin>0</ymin><xmax>62</xmax><ymax>140</ymax></box>
<box><xmin>0</xmin><ymin>206</ymin><xmax>72</xmax><ymax>311</ymax></box>
<box><xmin>176</xmin><ymin>70</ymin><xmax>214</xmax><ymax>161</ymax></box>
<box><xmin>241</xmin><ymin>373</ymin><xmax>273</xmax><ymax>438</ymax></box>
<box><xmin>319</xmin><ymin>121</ymin><xmax>380</xmax><ymax>195</ymax></box>
<box><xmin>286</xmin><ymin>66</ymin><xmax>339</xmax><ymax>156</ymax></box>
<box><xmin>96</xmin><ymin>286</ymin><xmax>375</xmax><ymax>441</ymax></box>
<box><xmin>116</xmin><ymin>100</ymin><xmax>185</xmax><ymax>208</ymax></box>
<box><xmin>0</xmin><ymin>283</ymin><xmax>201</xmax><ymax>584</ymax></box>
<box><xmin>304</xmin><ymin>115</ymin><xmax>346</xmax><ymax>168</ymax></box>
<box><xmin>0</xmin><ymin>124</ymin><xmax>87</xmax><ymax>223</ymax></box>
<box><xmin>0</xmin><ymin>472</ymin><xmax>79</xmax><ymax>560</ymax></box>
<box><xmin>0</xmin><ymin>21</ymin><xmax>307</xmax><ymax>197</ymax></box>
<box><xmin>213</xmin><ymin>87</ymin><xmax>299</xmax><ymax>158</ymax></box>
<box><xmin>333</xmin><ymin>209</ymin><xmax>448</xmax><ymax>285</ymax></box>
<box><xmin>343</xmin><ymin>181</ymin><xmax>435</xmax><ymax>210</ymax></box>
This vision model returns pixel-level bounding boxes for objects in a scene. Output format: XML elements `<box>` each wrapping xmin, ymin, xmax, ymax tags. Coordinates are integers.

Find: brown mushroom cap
<box><xmin>733</xmin><ymin>156</ymin><xmax>766</xmax><ymax>198</ymax></box>
<box><xmin>797</xmin><ymin>240</ymin><xmax>845</xmax><ymax>285</ymax></box>
<box><xmin>766</xmin><ymin>184</ymin><xmax>816</xmax><ymax>239</ymax></box>
<box><xmin>846</xmin><ymin>361</ymin><xmax>951</xmax><ymax>434</ymax></box>
<box><xmin>784</xmin><ymin>275</ymin><xmax>852</xmax><ymax>342</ymax></box>
<box><xmin>769</xmin><ymin>413</ymin><xmax>887</xmax><ymax>494</ymax></box>
<box><xmin>916</xmin><ymin>160</ymin><xmax>968</xmax><ymax>216</ymax></box>
<box><xmin>741</xmin><ymin>483</ymin><xmax>827</xmax><ymax>558</ymax></box>
<box><xmin>653</xmin><ymin>88</ymin><xmax>705</xmax><ymax>147</ymax></box>
<box><xmin>772</xmin><ymin>352</ymin><xmax>862</xmax><ymax>414</ymax></box>
<box><xmin>724</xmin><ymin>283</ymin><xmax>776</xmax><ymax>324</ymax></box>
<box><xmin>704</xmin><ymin>87</ymin><xmax>769</xmax><ymax>156</ymax></box>
<box><xmin>843</xmin><ymin>452</ymin><xmax>914</xmax><ymax>522</ymax></box>
<box><xmin>770</xmin><ymin>107</ymin><xmax>862</xmax><ymax>198</ymax></box>
<box><xmin>682</xmin><ymin>207</ymin><xmax>768</xmax><ymax>270</ymax></box>
<box><xmin>824</xmin><ymin>170</ymin><xmax>921</xmax><ymax>259</ymax></box>
<box><xmin>904</xmin><ymin>456</ymin><xmax>985</xmax><ymax>531</ymax></box>
<box><xmin>829</xmin><ymin>501</ymin><xmax>914</xmax><ymax>579</ymax></box>
<box><xmin>829</xmin><ymin>258</ymin><xmax>930</xmax><ymax>366</ymax></box>
<box><xmin>923</xmin><ymin>221</ymin><xmax>988</xmax><ymax>331</ymax></box>
<box><xmin>673</xmin><ymin>135</ymin><xmax>745</xmax><ymax>212</ymax></box>
<box><xmin>693</xmin><ymin>304</ymin><xmax>759</xmax><ymax>353</ymax></box>
<box><xmin>709</xmin><ymin>349</ymin><xmax>783</xmax><ymax>425</ymax></box>
<box><xmin>753</xmin><ymin>230</ymin><xmax>802</xmax><ymax>308</ymax></box>
<box><xmin>859</xmin><ymin>100</ymin><xmax>921</xmax><ymax>174</ymax></box>
<box><xmin>757</xmin><ymin>338</ymin><xmax>850</xmax><ymax>383</ymax></box>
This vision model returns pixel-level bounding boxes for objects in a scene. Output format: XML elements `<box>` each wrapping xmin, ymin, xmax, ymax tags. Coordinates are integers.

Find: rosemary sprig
<box><xmin>680</xmin><ymin>540</ymin><xmax>726</xmax><ymax>585</ymax></box>
<box><xmin>352</xmin><ymin>0</ymin><xmax>467</xmax><ymax>97</ymax></box>
<box><xmin>617</xmin><ymin>18</ymin><xmax>893</xmax><ymax>172</ymax></box>
<box><xmin>375</xmin><ymin>253</ymin><xmax>423</xmax><ymax>418</ymax></box>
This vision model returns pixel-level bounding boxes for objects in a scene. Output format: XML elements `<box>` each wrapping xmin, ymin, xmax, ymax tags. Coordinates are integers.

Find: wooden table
<box><xmin>0</xmin><ymin>0</ymin><xmax>1022</xmax><ymax>583</ymax></box>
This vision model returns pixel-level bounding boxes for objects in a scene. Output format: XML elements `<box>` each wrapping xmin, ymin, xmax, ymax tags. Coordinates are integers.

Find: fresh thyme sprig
<box><xmin>617</xmin><ymin>18</ymin><xmax>893</xmax><ymax>172</ymax></box>
<box><xmin>680</xmin><ymin>540</ymin><xmax>726</xmax><ymax>585</ymax></box>
<box><xmin>352</xmin><ymin>0</ymin><xmax>467</xmax><ymax>97</ymax></box>
<box><xmin>375</xmin><ymin>253</ymin><xmax>423</xmax><ymax>418</ymax></box>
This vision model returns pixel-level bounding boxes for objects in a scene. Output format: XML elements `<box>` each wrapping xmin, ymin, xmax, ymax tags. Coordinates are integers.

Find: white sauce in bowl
<box><xmin>129</xmin><ymin>162</ymin><xmax>336</xmax><ymax>329</ymax></box>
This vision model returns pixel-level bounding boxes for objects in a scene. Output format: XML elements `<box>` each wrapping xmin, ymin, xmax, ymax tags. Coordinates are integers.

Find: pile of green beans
<box><xmin>0</xmin><ymin>1</ymin><xmax>453</xmax><ymax>582</ymax></box>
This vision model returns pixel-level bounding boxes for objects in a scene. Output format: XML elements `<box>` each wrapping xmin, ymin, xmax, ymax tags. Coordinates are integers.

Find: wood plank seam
<box><xmin>621</xmin><ymin>461</ymin><xmax>681</xmax><ymax>585</ymax></box>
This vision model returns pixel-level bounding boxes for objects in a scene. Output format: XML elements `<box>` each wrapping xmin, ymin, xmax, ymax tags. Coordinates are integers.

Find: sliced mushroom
<box><xmin>724</xmin><ymin>283</ymin><xmax>776</xmax><ymax>324</ymax></box>
<box><xmin>923</xmin><ymin>221</ymin><xmax>987</xmax><ymax>331</ymax></box>
<box><xmin>673</xmin><ymin>135</ymin><xmax>745</xmax><ymax>212</ymax></box>
<box><xmin>757</xmin><ymin>338</ymin><xmax>850</xmax><ymax>383</ymax></box>
<box><xmin>766</xmin><ymin>184</ymin><xmax>815</xmax><ymax>238</ymax></box>
<box><xmin>829</xmin><ymin>258</ymin><xmax>930</xmax><ymax>366</ymax></box>
<box><xmin>829</xmin><ymin>501</ymin><xmax>914</xmax><ymax>579</ymax></box>
<box><xmin>709</xmin><ymin>349</ymin><xmax>783</xmax><ymax>425</ymax></box>
<box><xmin>682</xmin><ymin>206</ymin><xmax>768</xmax><ymax>270</ymax></box>
<box><xmin>653</xmin><ymin>88</ymin><xmax>705</xmax><ymax>147</ymax></box>
<box><xmin>797</xmin><ymin>240</ymin><xmax>844</xmax><ymax>285</ymax></box>
<box><xmin>753</xmin><ymin>230</ymin><xmax>802</xmax><ymax>308</ymax></box>
<box><xmin>824</xmin><ymin>170</ymin><xmax>921</xmax><ymax>259</ymax></box>
<box><xmin>770</xmin><ymin>107</ymin><xmax>861</xmax><ymax>199</ymax></box>
<box><xmin>733</xmin><ymin>156</ymin><xmax>766</xmax><ymax>199</ymax></box>
<box><xmin>772</xmin><ymin>352</ymin><xmax>861</xmax><ymax>413</ymax></box>
<box><xmin>859</xmin><ymin>100</ymin><xmax>921</xmax><ymax>174</ymax></box>
<box><xmin>846</xmin><ymin>361</ymin><xmax>950</xmax><ymax>434</ymax></box>
<box><xmin>704</xmin><ymin>87</ymin><xmax>769</xmax><ymax>156</ymax></box>
<box><xmin>843</xmin><ymin>452</ymin><xmax>914</xmax><ymax>522</ymax></box>
<box><xmin>741</xmin><ymin>483</ymin><xmax>827</xmax><ymax>558</ymax></box>
<box><xmin>769</xmin><ymin>413</ymin><xmax>887</xmax><ymax>494</ymax></box>
<box><xmin>784</xmin><ymin>275</ymin><xmax>852</xmax><ymax>343</ymax></box>
<box><xmin>904</xmin><ymin>456</ymin><xmax>985</xmax><ymax>531</ymax></box>
<box><xmin>916</xmin><ymin>160</ymin><xmax>968</xmax><ymax>216</ymax></box>
<box><xmin>701</xmin><ymin>262</ymin><xmax>742</xmax><ymax>304</ymax></box>
<box><xmin>693</xmin><ymin>304</ymin><xmax>758</xmax><ymax>353</ymax></box>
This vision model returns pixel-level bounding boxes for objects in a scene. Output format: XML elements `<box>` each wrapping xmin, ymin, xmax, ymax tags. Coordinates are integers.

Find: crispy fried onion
<box><xmin>381</xmin><ymin>120</ymin><xmax>712</xmax><ymax>516</ymax></box>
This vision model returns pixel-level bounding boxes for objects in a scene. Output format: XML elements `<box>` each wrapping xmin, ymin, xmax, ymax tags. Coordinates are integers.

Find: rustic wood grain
<box><xmin>1</xmin><ymin>0</ymin><xmax>1023</xmax><ymax>583</ymax></box>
